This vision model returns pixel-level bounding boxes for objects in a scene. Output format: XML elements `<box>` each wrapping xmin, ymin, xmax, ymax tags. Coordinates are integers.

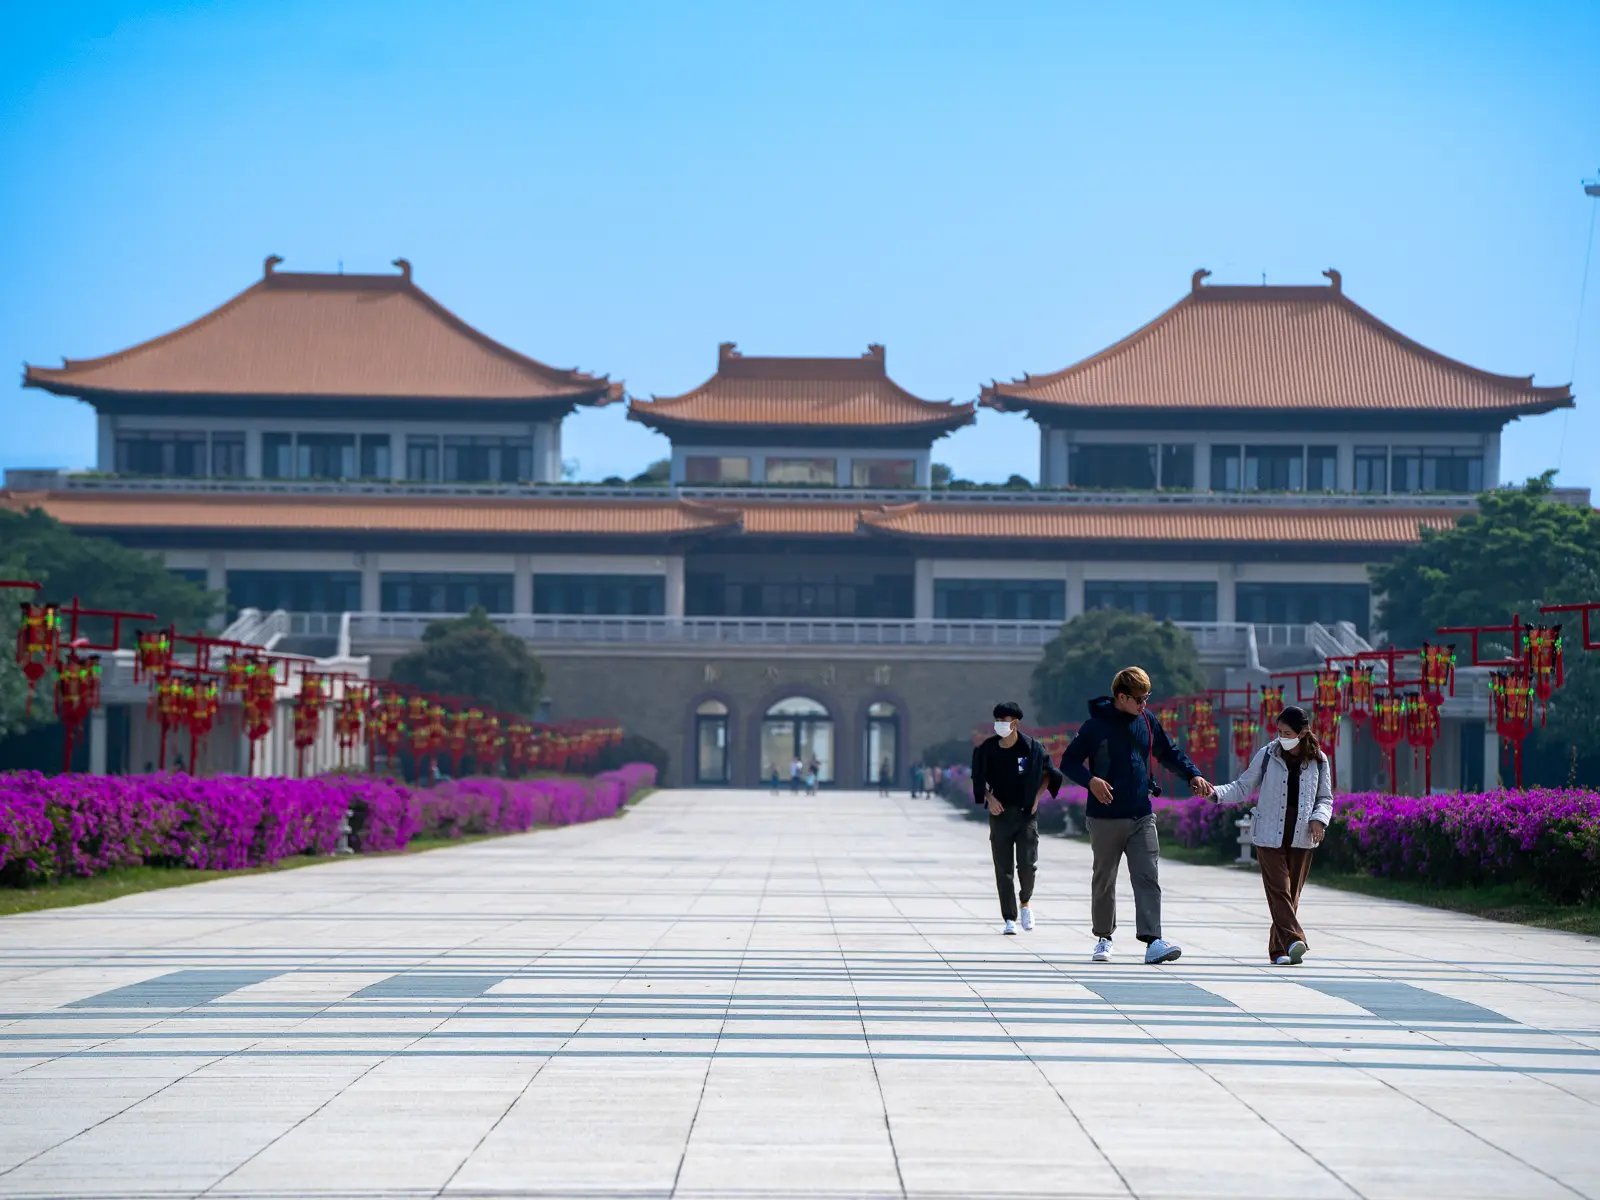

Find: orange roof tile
<box><xmin>3</xmin><ymin>492</ymin><xmax>734</xmax><ymax>536</ymax></box>
<box><xmin>24</xmin><ymin>258</ymin><xmax>621</xmax><ymax>405</ymax></box>
<box><xmin>728</xmin><ymin>504</ymin><xmax>866</xmax><ymax>535</ymax></box>
<box><xmin>862</xmin><ymin>502</ymin><xmax>1461</xmax><ymax>544</ymax></box>
<box><xmin>629</xmin><ymin>343</ymin><xmax>975</xmax><ymax>433</ymax></box>
<box><xmin>983</xmin><ymin>271</ymin><xmax>1572</xmax><ymax>416</ymax></box>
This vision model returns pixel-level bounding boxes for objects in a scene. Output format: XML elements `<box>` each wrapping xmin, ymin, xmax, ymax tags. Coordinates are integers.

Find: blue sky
<box><xmin>2</xmin><ymin>1</ymin><xmax>1597</xmax><ymax>486</ymax></box>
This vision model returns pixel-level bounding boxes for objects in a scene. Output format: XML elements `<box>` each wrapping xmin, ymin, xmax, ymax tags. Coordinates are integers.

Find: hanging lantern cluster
<box><xmin>335</xmin><ymin>685</ymin><xmax>368</xmax><ymax>760</ymax></box>
<box><xmin>292</xmin><ymin>673</ymin><xmax>329</xmax><ymax>775</ymax></box>
<box><xmin>133</xmin><ymin>628</ymin><xmax>173</xmax><ymax>684</ymax></box>
<box><xmin>1257</xmin><ymin>684</ymin><xmax>1284</xmax><ymax>730</ymax></box>
<box><xmin>1343</xmin><ymin>666</ymin><xmax>1376</xmax><ymax>730</ymax></box>
<box><xmin>14</xmin><ymin>601</ymin><xmax>62</xmax><ymax>712</ymax></box>
<box><xmin>1490</xmin><ymin>667</ymin><xmax>1535</xmax><ymax>787</ymax></box>
<box><xmin>1370</xmin><ymin>692</ymin><xmax>1407</xmax><ymax>791</ymax></box>
<box><xmin>470</xmin><ymin>711</ymin><xmax>502</xmax><ymax>770</ymax></box>
<box><xmin>1230</xmin><ymin>714</ymin><xmax>1260</xmax><ymax>763</ymax></box>
<box><xmin>368</xmin><ymin>691</ymin><xmax>407</xmax><ymax>762</ymax></box>
<box><xmin>53</xmin><ymin>651</ymin><xmax>103</xmax><ymax>762</ymax></box>
<box><xmin>1523</xmin><ymin>624</ymin><xmax>1564</xmax><ymax>723</ymax></box>
<box><xmin>445</xmin><ymin>710</ymin><xmax>471</xmax><ymax>775</ymax></box>
<box><xmin>1187</xmin><ymin>700</ymin><xmax>1219</xmax><ymax>768</ymax></box>
<box><xmin>1419</xmin><ymin>642</ymin><xmax>1457</xmax><ymax>708</ymax></box>
<box><xmin>185</xmin><ymin>676</ymin><xmax>221</xmax><ymax>758</ymax></box>
<box><xmin>1403</xmin><ymin>692</ymin><xmax>1441</xmax><ymax>793</ymax></box>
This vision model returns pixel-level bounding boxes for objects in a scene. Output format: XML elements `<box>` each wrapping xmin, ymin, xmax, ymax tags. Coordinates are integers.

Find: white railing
<box><xmin>30</xmin><ymin>471</ymin><xmax>1504</xmax><ymax>510</ymax></box>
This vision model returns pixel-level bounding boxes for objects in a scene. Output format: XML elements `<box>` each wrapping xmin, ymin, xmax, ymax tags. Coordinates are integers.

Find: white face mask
<box><xmin>994</xmin><ymin>721</ymin><xmax>1014</xmax><ymax>737</ymax></box>
<box><xmin>1278</xmin><ymin>735</ymin><xmax>1302</xmax><ymax>752</ymax></box>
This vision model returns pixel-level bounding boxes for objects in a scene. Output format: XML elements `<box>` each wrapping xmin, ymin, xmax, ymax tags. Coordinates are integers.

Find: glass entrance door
<box><xmin>760</xmin><ymin>696</ymin><xmax>834</xmax><ymax>784</ymax></box>
<box><xmin>865</xmin><ymin>701</ymin><xmax>898</xmax><ymax>786</ymax></box>
<box><xmin>695</xmin><ymin>700</ymin><xmax>730</xmax><ymax>784</ymax></box>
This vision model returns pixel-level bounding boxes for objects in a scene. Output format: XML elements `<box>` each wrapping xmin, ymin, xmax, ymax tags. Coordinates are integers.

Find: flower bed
<box><xmin>1152</xmin><ymin>789</ymin><xmax>1600</xmax><ymax>906</ymax></box>
<box><xmin>0</xmin><ymin>764</ymin><xmax>658</xmax><ymax>887</ymax></box>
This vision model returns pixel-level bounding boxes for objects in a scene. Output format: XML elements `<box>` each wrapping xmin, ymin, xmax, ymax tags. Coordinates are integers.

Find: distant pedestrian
<box><xmin>768</xmin><ymin>765</ymin><xmax>780</xmax><ymax>794</ymax></box>
<box><xmin>1059</xmin><ymin>666</ymin><xmax>1210</xmax><ymax>965</ymax></box>
<box><xmin>790</xmin><ymin>757</ymin><xmax>803</xmax><ymax>794</ymax></box>
<box><xmin>805</xmin><ymin>760</ymin><xmax>819</xmax><ymax>795</ymax></box>
<box><xmin>972</xmin><ymin>701</ymin><xmax>1063</xmax><ymax>935</ymax></box>
<box><xmin>1203</xmin><ymin>705</ymin><xmax>1332</xmax><ymax>965</ymax></box>
<box><xmin>878</xmin><ymin>756</ymin><xmax>892</xmax><ymax>796</ymax></box>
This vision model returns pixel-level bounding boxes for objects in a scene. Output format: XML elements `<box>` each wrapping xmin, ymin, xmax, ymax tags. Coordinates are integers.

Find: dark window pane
<box><xmin>1084</xmin><ymin>580</ymin><xmax>1217</xmax><ymax>622</ymax></box>
<box><xmin>360</xmin><ymin>435</ymin><xmax>392</xmax><ymax>479</ymax></box>
<box><xmin>211</xmin><ymin>434</ymin><xmax>245</xmax><ymax>478</ymax></box>
<box><xmin>534</xmin><ymin>574</ymin><xmax>666</xmax><ymax>616</ymax></box>
<box><xmin>263</xmin><ymin>434</ymin><xmax>294</xmax><ymax>479</ymax></box>
<box><xmin>297</xmin><ymin>434</ymin><xmax>356</xmax><ymax>479</ymax></box>
<box><xmin>1210</xmin><ymin>445</ymin><xmax>1242</xmax><ymax>491</ymax></box>
<box><xmin>1392</xmin><ymin>447</ymin><xmax>1423</xmax><ymax>493</ymax></box>
<box><xmin>1244</xmin><ymin>445</ymin><xmax>1304</xmax><ymax>491</ymax></box>
<box><xmin>1235</xmin><ymin>582</ymin><xmax>1371</xmax><ymax>637</ymax></box>
<box><xmin>685</xmin><ymin>570</ymin><xmax>912</xmax><ymax>618</ymax></box>
<box><xmin>443</xmin><ymin>436</ymin><xmax>534</xmax><ymax>483</ymax></box>
<box><xmin>851</xmin><ymin>459</ymin><xmax>917</xmax><ymax>488</ymax></box>
<box><xmin>933</xmin><ymin>580</ymin><xmax>1065</xmax><ymax>621</ymax></box>
<box><xmin>1069</xmin><ymin>444</ymin><xmax>1156</xmax><ymax>489</ymax></box>
<box><xmin>407</xmin><ymin>437</ymin><xmax>439</xmax><ymax>481</ymax></box>
<box><xmin>1307</xmin><ymin>446</ymin><xmax>1338</xmax><ymax>491</ymax></box>
<box><xmin>1420</xmin><ymin>449</ymin><xmax>1483</xmax><ymax>493</ymax></box>
<box><xmin>1160</xmin><ymin>445</ymin><xmax>1195</xmax><ymax>489</ymax></box>
<box><xmin>1355</xmin><ymin>447</ymin><xmax>1387</xmax><ymax>494</ymax></box>
<box><xmin>113</xmin><ymin>431</ymin><xmax>205</xmax><ymax>477</ymax></box>
<box><xmin>379</xmin><ymin>572</ymin><xmax>512</xmax><ymax>613</ymax></box>
<box><xmin>226</xmin><ymin>571</ymin><xmax>361</xmax><ymax>614</ymax></box>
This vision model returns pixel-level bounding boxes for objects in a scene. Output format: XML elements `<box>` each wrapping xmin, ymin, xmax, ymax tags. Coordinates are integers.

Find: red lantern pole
<box><xmin>1541</xmin><ymin>601</ymin><xmax>1600</xmax><ymax>651</ymax></box>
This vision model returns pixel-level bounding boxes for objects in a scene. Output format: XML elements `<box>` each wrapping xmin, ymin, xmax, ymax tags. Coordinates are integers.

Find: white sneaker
<box><xmin>1273</xmin><ymin>955</ymin><xmax>1292</xmax><ymax>966</ymax></box>
<box><xmin>1144</xmin><ymin>938</ymin><xmax>1182</xmax><ymax>964</ymax></box>
<box><xmin>1092</xmin><ymin>937</ymin><xmax>1113</xmax><ymax>962</ymax></box>
<box><xmin>1003</xmin><ymin>919</ymin><xmax>1017</xmax><ymax>935</ymax></box>
<box><xmin>1286</xmin><ymin>940</ymin><xmax>1307</xmax><ymax>965</ymax></box>
<box><xmin>1019</xmin><ymin>907</ymin><xmax>1035</xmax><ymax>932</ymax></box>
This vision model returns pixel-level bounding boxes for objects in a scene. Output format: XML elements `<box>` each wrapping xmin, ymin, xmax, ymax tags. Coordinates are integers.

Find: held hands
<box><xmin>1190</xmin><ymin>776</ymin><xmax>1215</xmax><ymax>798</ymax></box>
<box><xmin>1088</xmin><ymin>777</ymin><xmax>1114</xmax><ymax>806</ymax></box>
<box><xmin>1308</xmin><ymin>819</ymin><xmax>1327</xmax><ymax>845</ymax></box>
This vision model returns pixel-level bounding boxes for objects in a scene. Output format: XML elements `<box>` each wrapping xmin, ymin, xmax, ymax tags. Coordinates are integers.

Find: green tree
<box><xmin>630</xmin><ymin>459</ymin><xmax>671</xmax><ymax>485</ymax></box>
<box><xmin>1030</xmin><ymin>608</ymin><xmax>1206</xmax><ymax>725</ymax></box>
<box><xmin>1370</xmin><ymin>473</ymin><xmax>1600</xmax><ymax>647</ymax></box>
<box><xmin>931</xmin><ymin>463</ymin><xmax>954</xmax><ymax>487</ymax></box>
<box><xmin>389</xmin><ymin>607</ymin><xmax>546</xmax><ymax>715</ymax></box>
<box><xmin>0</xmin><ymin>507</ymin><xmax>220</xmax><ymax>735</ymax></box>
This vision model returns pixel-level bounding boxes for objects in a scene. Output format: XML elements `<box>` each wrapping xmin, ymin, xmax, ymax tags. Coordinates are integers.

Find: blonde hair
<box><xmin>1111</xmin><ymin>666</ymin><xmax>1151</xmax><ymax>699</ymax></box>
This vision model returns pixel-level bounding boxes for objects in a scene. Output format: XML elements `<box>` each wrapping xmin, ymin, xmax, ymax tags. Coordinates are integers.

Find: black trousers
<box><xmin>989</xmin><ymin>808</ymin><xmax>1039</xmax><ymax>921</ymax></box>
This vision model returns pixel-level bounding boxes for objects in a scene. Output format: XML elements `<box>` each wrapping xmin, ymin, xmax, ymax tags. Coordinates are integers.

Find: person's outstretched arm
<box><xmin>1151</xmin><ymin>715</ymin><xmax>1203</xmax><ymax>782</ymax></box>
<box><xmin>1210</xmin><ymin>746</ymin><xmax>1269</xmax><ymax>806</ymax></box>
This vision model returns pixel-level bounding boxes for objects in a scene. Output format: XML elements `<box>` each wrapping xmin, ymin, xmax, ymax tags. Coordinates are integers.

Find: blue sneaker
<box><xmin>1144</xmin><ymin>939</ymin><xmax>1182</xmax><ymax>964</ymax></box>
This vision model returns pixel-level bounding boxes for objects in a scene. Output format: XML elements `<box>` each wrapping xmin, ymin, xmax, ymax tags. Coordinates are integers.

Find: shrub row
<box><xmin>0</xmin><ymin>763</ymin><xmax>657</xmax><ymax>887</ymax></box>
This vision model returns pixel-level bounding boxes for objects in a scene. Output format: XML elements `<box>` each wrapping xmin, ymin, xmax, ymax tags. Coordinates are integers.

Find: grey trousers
<box><xmin>1086</xmin><ymin>814</ymin><xmax>1162</xmax><ymax>943</ymax></box>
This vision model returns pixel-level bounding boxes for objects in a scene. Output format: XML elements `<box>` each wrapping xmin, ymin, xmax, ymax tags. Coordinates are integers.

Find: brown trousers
<box><xmin>1255</xmin><ymin>846</ymin><xmax>1314</xmax><ymax>960</ymax></box>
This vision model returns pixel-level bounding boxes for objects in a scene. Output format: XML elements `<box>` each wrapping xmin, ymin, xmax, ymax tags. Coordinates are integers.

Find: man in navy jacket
<box><xmin>1059</xmin><ymin>666</ymin><xmax>1210</xmax><ymax>964</ymax></box>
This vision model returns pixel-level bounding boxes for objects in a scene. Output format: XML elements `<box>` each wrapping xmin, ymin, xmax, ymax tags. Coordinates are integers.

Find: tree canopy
<box><xmin>1370</xmin><ymin>473</ymin><xmax>1600</xmax><ymax>648</ymax></box>
<box><xmin>1030</xmin><ymin>608</ymin><xmax>1206</xmax><ymax>726</ymax></box>
<box><xmin>388</xmin><ymin>607</ymin><xmax>546</xmax><ymax>716</ymax></box>
<box><xmin>0</xmin><ymin>507</ymin><xmax>221</xmax><ymax>737</ymax></box>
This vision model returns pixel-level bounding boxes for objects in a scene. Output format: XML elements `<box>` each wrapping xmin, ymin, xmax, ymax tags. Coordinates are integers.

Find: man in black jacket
<box><xmin>971</xmin><ymin>701</ymin><xmax>1064</xmax><ymax>935</ymax></box>
<box><xmin>1059</xmin><ymin>666</ymin><xmax>1210</xmax><ymax>964</ymax></box>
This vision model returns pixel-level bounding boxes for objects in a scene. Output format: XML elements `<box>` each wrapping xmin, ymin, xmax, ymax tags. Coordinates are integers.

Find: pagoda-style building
<box><xmin>983</xmin><ymin>269</ymin><xmax>1571</xmax><ymax>492</ymax></box>
<box><xmin>628</xmin><ymin>343</ymin><xmax>974</xmax><ymax>487</ymax></box>
<box><xmin>24</xmin><ymin>256</ymin><xmax>621</xmax><ymax>483</ymax></box>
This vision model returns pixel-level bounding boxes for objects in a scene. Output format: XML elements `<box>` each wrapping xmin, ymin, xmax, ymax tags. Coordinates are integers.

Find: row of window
<box><xmin>1068</xmin><ymin>442</ymin><xmax>1484</xmax><ymax>493</ymax></box>
<box><xmin>696</xmin><ymin>696</ymin><xmax>900</xmax><ymax>786</ymax></box>
<box><xmin>213</xmin><ymin>569</ymin><xmax>1369</xmax><ymax>634</ymax></box>
<box><xmin>684</xmin><ymin>456</ymin><xmax>917</xmax><ymax>487</ymax></box>
<box><xmin>114</xmin><ymin>432</ymin><xmax>538</xmax><ymax>482</ymax></box>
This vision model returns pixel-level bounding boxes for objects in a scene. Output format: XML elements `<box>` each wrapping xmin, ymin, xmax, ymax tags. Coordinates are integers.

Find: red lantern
<box><xmin>1524</xmin><ymin>624</ymin><xmax>1563</xmax><ymax>723</ymax></box>
<box><xmin>445</xmin><ymin>710</ymin><xmax>470</xmax><ymax>776</ymax></box>
<box><xmin>134</xmin><ymin>628</ymin><xmax>173</xmax><ymax>684</ymax></box>
<box><xmin>184</xmin><ymin>676</ymin><xmax>221</xmax><ymax>771</ymax></box>
<box><xmin>1490</xmin><ymin>667</ymin><xmax>1535</xmax><ymax>788</ymax></box>
<box><xmin>1187</xmin><ymin>700</ymin><xmax>1219</xmax><ymax>773</ymax></box>
<box><xmin>292</xmin><ymin>674</ymin><xmax>329</xmax><ymax>775</ymax></box>
<box><xmin>335</xmin><ymin>686</ymin><xmax>367</xmax><ymax>762</ymax></box>
<box><xmin>15</xmin><ymin>602</ymin><xmax>61</xmax><ymax>713</ymax></box>
<box><xmin>470</xmin><ymin>712</ymin><xmax>502</xmax><ymax>772</ymax></box>
<box><xmin>1404</xmin><ymin>692</ymin><xmax>1441</xmax><ymax>793</ymax></box>
<box><xmin>1370</xmin><ymin>692</ymin><xmax>1407</xmax><ymax>794</ymax></box>
<box><xmin>1230</xmin><ymin>715</ymin><xmax>1260</xmax><ymax>763</ymax></box>
<box><xmin>1419</xmin><ymin>642</ymin><xmax>1456</xmax><ymax>708</ymax></box>
<box><xmin>53</xmin><ymin>651</ymin><xmax>102</xmax><ymax>770</ymax></box>
<box><xmin>1257</xmin><ymin>684</ymin><xmax>1284</xmax><ymax>730</ymax></box>
<box><xmin>1343</xmin><ymin>666</ymin><xmax>1375</xmax><ymax>730</ymax></box>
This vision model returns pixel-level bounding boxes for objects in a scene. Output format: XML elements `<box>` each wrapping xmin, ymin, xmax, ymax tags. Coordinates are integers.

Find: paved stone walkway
<box><xmin>2</xmin><ymin>788</ymin><xmax>1599</xmax><ymax>1199</ymax></box>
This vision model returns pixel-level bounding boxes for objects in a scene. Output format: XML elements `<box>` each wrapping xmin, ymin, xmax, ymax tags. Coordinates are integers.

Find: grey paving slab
<box><xmin>0</xmin><ymin>787</ymin><xmax>1598</xmax><ymax>1199</ymax></box>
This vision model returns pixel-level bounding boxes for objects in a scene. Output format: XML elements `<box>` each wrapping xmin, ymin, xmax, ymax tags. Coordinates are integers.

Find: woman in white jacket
<box><xmin>1207</xmin><ymin>705</ymin><xmax>1333</xmax><ymax>965</ymax></box>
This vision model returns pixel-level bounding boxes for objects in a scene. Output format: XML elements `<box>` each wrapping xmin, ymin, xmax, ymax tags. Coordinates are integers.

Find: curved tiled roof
<box><xmin>24</xmin><ymin>258</ymin><xmax>621</xmax><ymax>405</ymax></box>
<box><xmin>629</xmin><ymin>343</ymin><xmax>975</xmax><ymax>433</ymax></box>
<box><xmin>983</xmin><ymin>271</ymin><xmax>1572</xmax><ymax>416</ymax></box>
<box><xmin>861</xmin><ymin>502</ymin><xmax>1462</xmax><ymax>544</ymax></box>
<box><xmin>1</xmin><ymin>490</ymin><xmax>1463</xmax><ymax>547</ymax></box>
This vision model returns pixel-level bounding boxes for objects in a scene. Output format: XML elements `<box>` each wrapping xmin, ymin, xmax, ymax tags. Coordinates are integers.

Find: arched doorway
<box><xmin>695</xmin><ymin>700</ymin><xmax>730</xmax><ymax>784</ymax></box>
<box><xmin>864</xmin><ymin>701</ymin><xmax>898</xmax><ymax>787</ymax></box>
<box><xmin>761</xmin><ymin>696</ymin><xmax>834</xmax><ymax>785</ymax></box>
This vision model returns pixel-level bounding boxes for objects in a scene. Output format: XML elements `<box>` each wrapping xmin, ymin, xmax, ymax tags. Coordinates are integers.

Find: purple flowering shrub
<box><xmin>0</xmin><ymin>763</ymin><xmax>658</xmax><ymax>886</ymax></box>
<box><xmin>1153</xmin><ymin>788</ymin><xmax>1600</xmax><ymax>905</ymax></box>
